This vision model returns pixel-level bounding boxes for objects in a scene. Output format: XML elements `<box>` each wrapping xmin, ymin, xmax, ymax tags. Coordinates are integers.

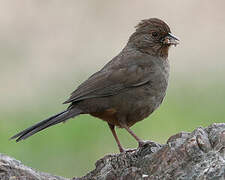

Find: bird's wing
<box><xmin>63</xmin><ymin>58</ymin><xmax>156</xmax><ymax>104</ymax></box>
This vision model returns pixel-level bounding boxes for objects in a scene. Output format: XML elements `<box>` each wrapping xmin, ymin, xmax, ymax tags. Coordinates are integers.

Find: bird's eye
<box><xmin>152</xmin><ymin>32</ymin><xmax>158</xmax><ymax>37</ymax></box>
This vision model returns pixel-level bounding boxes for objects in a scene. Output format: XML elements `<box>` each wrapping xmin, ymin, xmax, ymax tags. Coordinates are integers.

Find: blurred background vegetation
<box><xmin>0</xmin><ymin>0</ymin><xmax>225</xmax><ymax>178</ymax></box>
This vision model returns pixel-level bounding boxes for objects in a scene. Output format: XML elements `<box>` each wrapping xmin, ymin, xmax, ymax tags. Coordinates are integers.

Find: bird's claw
<box><xmin>120</xmin><ymin>148</ymin><xmax>136</xmax><ymax>153</ymax></box>
<box><xmin>138</xmin><ymin>140</ymin><xmax>154</xmax><ymax>148</ymax></box>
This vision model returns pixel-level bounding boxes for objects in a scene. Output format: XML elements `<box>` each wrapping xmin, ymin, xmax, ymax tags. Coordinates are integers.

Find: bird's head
<box><xmin>128</xmin><ymin>18</ymin><xmax>179</xmax><ymax>58</ymax></box>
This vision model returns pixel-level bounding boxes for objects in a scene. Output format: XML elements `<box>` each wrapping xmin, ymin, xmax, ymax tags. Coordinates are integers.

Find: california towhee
<box><xmin>11</xmin><ymin>18</ymin><xmax>179</xmax><ymax>152</ymax></box>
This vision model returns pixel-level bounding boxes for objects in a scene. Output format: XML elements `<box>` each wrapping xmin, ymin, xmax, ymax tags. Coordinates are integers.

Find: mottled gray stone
<box><xmin>0</xmin><ymin>154</ymin><xmax>68</xmax><ymax>180</ymax></box>
<box><xmin>1</xmin><ymin>123</ymin><xmax>225</xmax><ymax>180</ymax></box>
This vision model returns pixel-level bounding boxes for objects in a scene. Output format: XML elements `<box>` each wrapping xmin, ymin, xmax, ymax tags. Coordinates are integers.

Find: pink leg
<box><xmin>108</xmin><ymin>123</ymin><xmax>125</xmax><ymax>153</ymax></box>
<box><xmin>122</xmin><ymin>124</ymin><xmax>145</xmax><ymax>147</ymax></box>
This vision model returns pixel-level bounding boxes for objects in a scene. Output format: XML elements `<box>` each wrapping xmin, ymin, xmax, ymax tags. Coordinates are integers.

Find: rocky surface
<box><xmin>1</xmin><ymin>123</ymin><xmax>225</xmax><ymax>180</ymax></box>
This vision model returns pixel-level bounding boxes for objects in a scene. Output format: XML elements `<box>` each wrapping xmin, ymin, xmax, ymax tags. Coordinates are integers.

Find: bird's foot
<box><xmin>119</xmin><ymin>147</ymin><xmax>136</xmax><ymax>153</ymax></box>
<box><xmin>119</xmin><ymin>141</ymin><xmax>155</xmax><ymax>153</ymax></box>
<box><xmin>138</xmin><ymin>140</ymin><xmax>154</xmax><ymax>148</ymax></box>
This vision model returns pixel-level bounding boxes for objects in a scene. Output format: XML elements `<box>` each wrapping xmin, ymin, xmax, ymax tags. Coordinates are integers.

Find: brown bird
<box><xmin>11</xmin><ymin>18</ymin><xmax>179</xmax><ymax>152</ymax></box>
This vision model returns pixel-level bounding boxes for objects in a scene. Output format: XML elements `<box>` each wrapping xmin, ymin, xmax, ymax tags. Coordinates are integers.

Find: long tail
<box><xmin>11</xmin><ymin>108</ymin><xmax>82</xmax><ymax>142</ymax></box>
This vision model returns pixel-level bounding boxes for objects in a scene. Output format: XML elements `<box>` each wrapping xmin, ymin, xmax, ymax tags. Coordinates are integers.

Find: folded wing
<box><xmin>64</xmin><ymin>57</ymin><xmax>156</xmax><ymax>104</ymax></box>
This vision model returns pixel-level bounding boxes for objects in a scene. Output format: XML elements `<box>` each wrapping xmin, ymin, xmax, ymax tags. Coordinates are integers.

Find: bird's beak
<box><xmin>162</xmin><ymin>33</ymin><xmax>179</xmax><ymax>46</ymax></box>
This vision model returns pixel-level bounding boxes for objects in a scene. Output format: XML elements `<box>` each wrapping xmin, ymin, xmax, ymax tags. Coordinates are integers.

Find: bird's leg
<box><xmin>122</xmin><ymin>124</ymin><xmax>146</xmax><ymax>147</ymax></box>
<box><xmin>108</xmin><ymin>123</ymin><xmax>125</xmax><ymax>153</ymax></box>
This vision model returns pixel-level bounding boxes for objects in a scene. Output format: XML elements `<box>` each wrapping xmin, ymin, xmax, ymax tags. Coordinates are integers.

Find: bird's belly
<box><xmin>125</xmin><ymin>95</ymin><xmax>164</xmax><ymax>127</ymax></box>
<box><xmin>87</xmin><ymin>80</ymin><xmax>168</xmax><ymax>128</ymax></box>
<box><xmin>90</xmin><ymin>108</ymin><xmax>119</xmax><ymax>126</ymax></box>
<box><xmin>89</xmin><ymin>91</ymin><xmax>164</xmax><ymax>127</ymax></box>
<box><xmin>111</xmin><ymin>84</ymin><xmax>167</xmax><ymax>127</ymax></box>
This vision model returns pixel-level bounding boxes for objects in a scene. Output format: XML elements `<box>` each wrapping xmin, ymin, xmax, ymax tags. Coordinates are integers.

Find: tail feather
<box><xmin>11</xmin><ymin>108</ymin><xmax>82</xmax><ymax>142</ymax></box>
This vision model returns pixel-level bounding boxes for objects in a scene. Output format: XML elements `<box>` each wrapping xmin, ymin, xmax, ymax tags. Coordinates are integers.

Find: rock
<box><xmin>1</xmin><ymin>123</ymin><xmax>225</xmax><ymax>180</ymax></box>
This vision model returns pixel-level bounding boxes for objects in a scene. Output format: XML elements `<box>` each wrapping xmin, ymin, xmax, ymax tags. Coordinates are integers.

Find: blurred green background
<box><xmin>0</xmin><ymin>0</ymin><xmax>225</xmax><ymax>178</ymax></box>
